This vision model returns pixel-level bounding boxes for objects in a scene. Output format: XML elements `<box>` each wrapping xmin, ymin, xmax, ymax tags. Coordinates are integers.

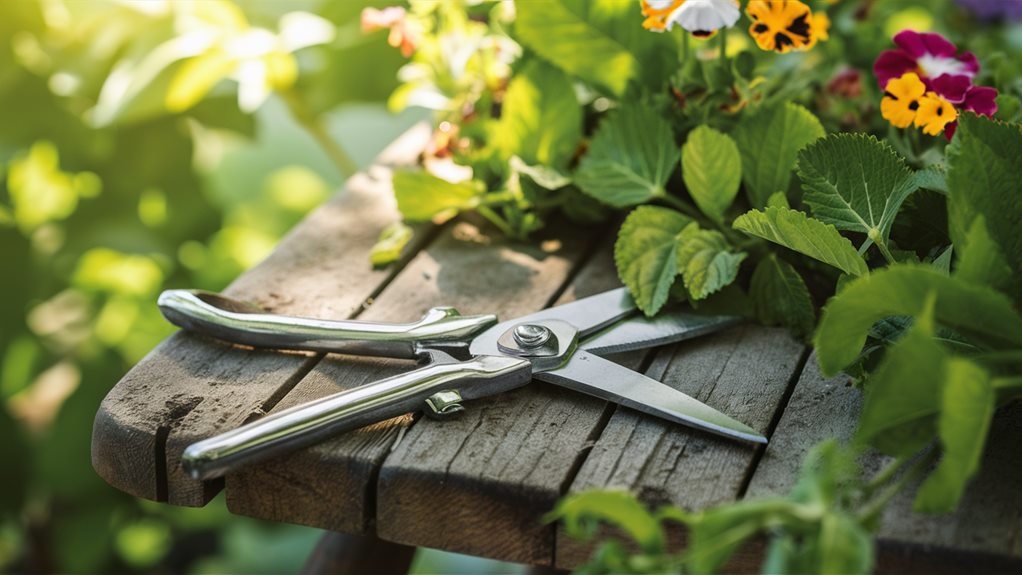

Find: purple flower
<box><xmin>956</xmin><ymin>0</ymin><xmax>1022</xmax><ymax>22</ymax></box>
<box><xmin>874</xmin><ymin>30</ymin><xmax>979</xmax><ymax>92</ymax></box>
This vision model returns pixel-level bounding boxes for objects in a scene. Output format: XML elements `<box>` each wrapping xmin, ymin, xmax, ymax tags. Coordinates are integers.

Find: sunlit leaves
<box><xmin>675</xmin><ymin>224</ymin><xmax>746</xmax><ymax>301</ymax></box>
<box><xmin>732</xmin><ymin>103</ymin><xmax>824</xmax><ymax>208</ymax></box>
<box><xmin>577</xmin><ymin>107</ymin><xmax>679</xmax><ymax>208</ymax></box>
<box><xmin>392</xmin><ymin>171</ymin><xmax>483</xmax><ymax>223</ymax></box>
<box><xmin>798</xmin><ymin>133</ymin><xmax>919</xmax><ymax>243</ymax></box>
<box><xmin>72</xmin><ymin>249</ymin><xmax>165</xmax><ymax>297</ymax></box>
<box><xmin>682</xmin><ymin>126</ymin><xmax>741</xmax><ymax>223</ymax></box>
<box><xmin>494</xmin><ymin>61</ymin><xmax>582</xmax><ymax>168</ymax></box>
<box><xmin>615</xmin><ymin>207</ymin><xmax>692</xmax><ymax>316</ymax></box>
<box><xmin>733</xmin><ymin>207</ymin><xmax>868</xmax><ymax>277</ymax></box>
<box><xmin>370</xmin><ymin>222</ymin><xmax>413</xmax><ymax>268</ymax></box>
<box><xmin>6</xmin><ymin>141</ymin><xmax>101</xmax><ymax>233</ymax></box>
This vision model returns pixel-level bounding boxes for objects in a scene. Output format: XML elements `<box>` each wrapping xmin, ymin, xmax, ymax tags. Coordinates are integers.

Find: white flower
<box><xmin>667</xmin><ymin>0</ymin><xmax>741</xmax><ymax>37</ymax></box>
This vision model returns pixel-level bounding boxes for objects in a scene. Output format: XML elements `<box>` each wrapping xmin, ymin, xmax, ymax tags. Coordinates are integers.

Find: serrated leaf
<box><xmin>914</xmin><ymin>166</ymin><xmax>948</xmax><ymax>194</ymax></box>
<box><xmin>676</xmin><ymin>223</ymin><xmax>746</xmax><ymax>300</ymax></box>
<box><xmin>750</xmin><ymin>255</ymin><xmax>815</xmax><ymax>339</ymax></box>
<box><xmin>392</xmin><ymin>171</ymin><xmax>482</xmax><ymax>222</ymax></box>
<box><xmin>814</xmin><ymin>265</ymin><xmax>1022</xmax><ymax>377</ymax></box>
<box><xmin>856</xmin><ymin>297</ymin><xmax>943</xmax><ymax>457</ymax></box>
<box><xmin>914</xmin><ymin>358</ymin><xmax>994</xmax><ymax>513</ymax></box>
<box><xmin>495</xmin><ymin>61</ymin><xmax>582</xmax><ymax>168</ymax></box>
<box><xmin>798</xmin><ymin>133</ymin><xmax>918</xmax><ymax>243</ymax></box>
<box><xmin>947</xmin><ymin>114</ymin><xmax>1022</xmax><ymax>298</ymax></box>
<box><xmin>955</xmin><ymin>216</ymin><xmax>1012</xmax><ymax>292</ymax></box>
<box><xmin>682</xmin><ymin>126</ymin><xmax>741</xmax><ymax>223</ymax></box>
<box><xmin>515</xmin><ymin>0</ymin><xmax>673</xmax><ymax>96</ymax></box>
<box><xmin>576</xmin><ymin>107</ymin><xmax>679</xmax><ymax>208</ymax></box>
<box><xmin>615</xmin><ymin>206</ymin><xmax>692</xmax><ymax>316</ymax></box>
<box><xmin>732</xmin><ymin>103</ymin><xmax>825</xmax><ymax>208</ymax></box>
<box><xmin>733</xmin><ymin>207</ymin><xmax>868</xmax><ymax>277</ymax></box>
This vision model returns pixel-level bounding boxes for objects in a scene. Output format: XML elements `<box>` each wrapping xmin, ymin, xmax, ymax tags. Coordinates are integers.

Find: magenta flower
<box><xmin>874</xmin><ymin>30</ymin><xmax>979</xmax><ymax>91</ymax></box>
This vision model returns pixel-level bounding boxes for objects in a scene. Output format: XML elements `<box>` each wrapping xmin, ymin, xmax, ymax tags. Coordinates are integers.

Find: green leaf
<box><xmin>495</xmin><ymin>61</ymin><xmax>582</xmax><ymax>168</ymax></box>
<box><xmin>687</xmin><ymin>499</ymin><xmax>798</xmax><ymax>575</ymax></box>
<box><xmin>682</xmin><ymin>126</ymin><xmax>742</xmax><ymax>223</ymax></box>
<box><xmin>947</xmin><ymin>114</ymin><xmax>1022</xmax><ymax>298</ymax></box>
<box><xmin>732</xmin><ymin>207</ymin><xmax>868</xmax><ymax>277</ymax></box>
<box><xmin>814</xmin><ymin>265</ymin><xmax>1022</xmax><ymax>377</ymax></box>
<box><xmin>392</xmin><ymin>171</ymin><xmax>483</xmax><ymax>222</ymax></box>
<box><xmin>798</xmin><ymin>134</ymin><xmax>918</xmax><ymax>245</ymax></box>
<box><xmin>815</xmin><ymin>513</ymin><xmax>874</xmax><ymax>575</ymax></box>
<box><xmin>615</xmin><ymin>206</ymin><xmax>692</xmax><ymax>316</ymax></box>
<box><xmin>914</xmin><ymin>166</ymin><xmax>949</xmax><ymax>195</ymax></box>
<box><xmin>955</xmin><ymin>217</ymin><xmax>1012</xmax><ymax>292</ymax></box>
<box><xmin>914</xmin><ymin>358</ymin><xmax>994</xmax><ymax>513</ymax></box>
<box><xmin>856</xmin><ymin>297</ymin><xmax>943</xmax><ymax>457</ymax></box>
<box><xmin>732</xmin><ymin>103</ymin><xmax>825</xmax><ymax>208</ymax></box>
<box><xmin>515</xmin><ymin>0</ymin><xmax>673</xmax><ymax>96</ymax></box>
<box><xmin>370</xmin><ymin>222</ymin><xmax>413</xmax><ymax>267</ymax></box>
<box><xmin>545</xmin><ymin>490</ymin><xmax>666</xmax><ymax>553</ymax></box>
<box><xmin>509</xmin><ymin>156</ymin><xmax>571</xmax><ymax>190</ymax></box>
<box><xmin>750</xmin><ymin>255</ymin><xmax>815</xmax><ymax>339</ymax></box>
<box><xmin>576</xmin><ymin>107</ymin><xmax>679</xmax><ymax>208</ymax></box>
<box><xmin>676</xmin><ymin>224</ymin><xmax>746</xmax><ymax>301</ymax></box>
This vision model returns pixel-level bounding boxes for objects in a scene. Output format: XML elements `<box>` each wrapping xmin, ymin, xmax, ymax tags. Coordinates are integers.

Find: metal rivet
<box><xmin>425</xmin><ymin>390</ymin><xmax>464</xmax><ymax>419</ymax></box>
<box><xmin>513</xmin><ymin>324</ymin><xmax>551</xmax><ymax>348</ymax></box>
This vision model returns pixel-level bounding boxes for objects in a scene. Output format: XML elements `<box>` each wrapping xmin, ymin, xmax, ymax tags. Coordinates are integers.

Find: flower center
<box><xmin>917</xmin><ymin>54</ymin><xmax>970</xmax><ymax>79</ymax></box>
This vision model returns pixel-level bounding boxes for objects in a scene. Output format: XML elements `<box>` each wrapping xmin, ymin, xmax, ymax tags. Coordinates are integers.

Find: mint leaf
<box><xmin>545</xmin><ymin>490</ymin><xmax>666</xmax><ymax>553</ymax></box>
<box><xmin>814</xmin><ymin>265</ymin><xmax>1022</xmax><ymax>376</ymax></box>
<box><xmin>495</xmin><ymin>61</ymin><xmax>582</xmax><ymax>168</ymax></box>
<box><xmin>370</xmin><ymin>222</ymin><xmax>413</xmax><ymax>267</ymax></box>
<box><xmin>733</xmin><ymin>103</ymin><xmax>825</xmax><ymax>208</ymax></box>
<box><xmin>577</xmin><ymin>107</ymin><xmax>679</xmax><ymax>208</ymax></box>
<box><xmin>855</xmin><ymin>297</ymin><xmax>943</xmax><ymax>457</ymax></box>
<box><xmin>798</xmin><ymin>134</ymin><xmax>918</xmax><ymax>243</ymax></box>
<box><xmin>681</xmin><ymin>126</ymin><xmax>741</xmax><ymax>223</ymax></box>
<box><xmin>732</xmin><ymin>207</ymin><xmax>868</xmax><ymax>277</ymax></box>
<box><xmin>675</xmin><ymin>223</ymin><xmax>746</xmax><ymax>300</ymax></box>
<box><xmin>392</xmin><ymin>171</ymin><xmax>483</xmax><ymax>222</ymax></box>
<box><xmin>750</xmin><ymin>255</ymin><xmax>815</xmax><ymax>339</ymax></box>
<box><xmin>515</xmin><ymin>0</ymin><xmax>673</xmax><ymax>96</ymax></box>
<box><xmin>614</xmin><ymin>206</ymin><xmax>692</xmax><ymax>316</ymax></box>
<box><xmin>955</xmin><ymin>216</ymin><xmax>1012</xmax><ymax>292</ymax></box>
<box><xmin>914</xmin><ymin>358</ymin><xmax>994</xmax><ymax>513</ymax></box>
<box><xmin>947</xmin><ymin>114</ymin><xmax>1022</xmax><ymax>298</ymax></box>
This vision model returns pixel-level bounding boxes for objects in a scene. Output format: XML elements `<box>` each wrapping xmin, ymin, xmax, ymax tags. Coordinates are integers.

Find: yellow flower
<box><xmin>806</xmin><ymin>12</ymin><xmax>830</xmax><ymax>49</ymax></box>
<box><xmin>641</xmin><ymin>0</ymin><xmax>685</xmax><ymax>31</ymax></box>
<box><xmin>914</xmin><ymin>93</ymin><xmax>959</xmax><ymax>136</ymax></box>
<box><xmin>746</xmin><ymin>0</ymin><xmax>822</xmax><ymax>53</ymax></box>
<box><xmin>881</xmin><ymin>72</ymin><xmax>927</xmax><ymax>128</ymax></box>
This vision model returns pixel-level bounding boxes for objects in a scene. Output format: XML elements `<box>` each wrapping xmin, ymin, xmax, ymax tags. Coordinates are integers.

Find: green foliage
<box><xmin>732</xmin><ymin>103</ymin><xmax>825</xmax><ymax>208</ymax></box>
<box><xmin>798</xmin><ymin>133</ymin><xmax>919</xmax><ymax>245</ymax></box>
<box><xmin>392</xmin><ymin>171</ymin><xmax>484</xmax><ymax>222</ymax></box>
<box><xmin>614</xmin><ymin>207</ymin><xmax>691</xmax><ymax>316</ymax></box>
<box><xmin>370</xmin><ymin>222</ymin><xmax>414</xmax><ymax>267</ymax></box>
<box><xmin>495</xmin><ymin>60</ymin><xmax>582</xmax><ymax>168</ymax></box>
<box><xmin>675</xmin><ymin>224</ymin><xmax>746</xmax><ymax>301</ymax></box>
<box><xmin>681</xmin><ymin>126</ymin><xmax>741</xmax><ymax>224</ymax></box>
<box><xmin>576</xmin><ymin>107</ymin><xmax>679</xmax><ymax>208</ymax></box>
<box><xmin>733</xmin><ymin>207</ymin><xmax>869</xmax><ymax>277</ymax></box>
<box><xmin>955</xmin><ymin>217</ymin><xmax>1012</xmax><ymax>292</ymax></box>
<box><xmin>750</xmin><ymin>255</ymin><xmax>815</xmax><ymax>339</ymax></box>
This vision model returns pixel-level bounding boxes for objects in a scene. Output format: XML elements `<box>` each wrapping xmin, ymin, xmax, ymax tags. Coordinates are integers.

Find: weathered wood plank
<box><xmin>92</xmin><ymin>125</ymin><xmax>432</xmax><ymax>505</ymax></box>
<box><xmin>224</xmin><ymin>219</ymin><xmax>601</xmax><ymax>538</ymax></box>
<box><xmin>555</xmin><ymin>326</ymin><xmax>807</xmax><ymax>569</ymax></box>
<box><xmin>374</xmin><ymin>238</ymin><xmax>650</xmax><ymax>566</ymax></box>
<box><xmin>745</xmin><ymin>354</ymin><xmax>1022</xmax><ymax>572</ymax></box>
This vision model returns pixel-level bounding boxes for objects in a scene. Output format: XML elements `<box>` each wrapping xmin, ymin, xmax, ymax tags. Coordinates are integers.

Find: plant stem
<box><xmin>857</xmin><ymin>447</ymin><xmax>938</xmax><ymax>526</ymax></box>
<box><xmin>658</xmin><ymin>193</ymin><xmax>702</xmax><ymax>220</ymax></box>
<box><xmin>865</xmin><ymin>455</ymin><xmax>909</xmax><ymax>495</ymax></box>
<box><xmin>477</xmin><ymin>205</ymin><xmax>517</xmax><ymax>238</ymax></box>
<box><xmin>281</xmin><ymin>87</ymin><xmax>359</xmax><ymax>178</ymax></box>
<box><xmin>719</xmin><ymin>27</ymin><xmax>729</xmax><ymax>62</ymax></box>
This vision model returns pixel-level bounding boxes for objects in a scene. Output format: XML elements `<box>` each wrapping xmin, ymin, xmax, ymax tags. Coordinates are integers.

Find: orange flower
<box><xmin>746</xmin><ymin>0</ymin><xmax>824</xmax><ymax>53</ymax></box>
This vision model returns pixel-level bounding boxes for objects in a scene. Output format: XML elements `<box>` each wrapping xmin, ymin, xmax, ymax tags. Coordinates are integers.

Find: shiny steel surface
<box><xmin>536</xmin><ymin>350</ymin><xmax>767</xmax><ymax>444</ymax></box>
<box><xmin>580</xmin><ymin>311</ymin><xmax>743</xmax><ymax>356</ymax></box>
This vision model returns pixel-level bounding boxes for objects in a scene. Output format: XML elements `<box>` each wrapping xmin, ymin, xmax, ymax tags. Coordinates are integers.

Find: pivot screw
<box><xmin>513</xmin><ymin>324</ymin><xmax>551</xmax><ymax>348</ymax></box>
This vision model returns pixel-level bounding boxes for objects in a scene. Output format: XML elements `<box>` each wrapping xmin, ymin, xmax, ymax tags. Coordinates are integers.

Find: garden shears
<box><xmin>158</xmin><ymin>288</ymin><xmax>767</xmax><ymax>481</ymax></box>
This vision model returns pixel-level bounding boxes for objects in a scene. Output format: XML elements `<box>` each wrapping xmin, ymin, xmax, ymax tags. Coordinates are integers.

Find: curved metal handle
<box><xmin>158</xmin><ymin>290</ymin><xmax>497</xmax><ymax>358</ymax></box>
<box><xmin>181</xmin><ymin>355</ymin><xmax>531</xmax><ymax>480</ymax></box>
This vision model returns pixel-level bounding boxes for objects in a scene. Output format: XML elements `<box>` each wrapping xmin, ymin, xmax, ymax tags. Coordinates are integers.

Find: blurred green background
<box><xmin>0</xmin><ymin>1</ymin><xmax>522</xmax><ymax>572</ymax></box>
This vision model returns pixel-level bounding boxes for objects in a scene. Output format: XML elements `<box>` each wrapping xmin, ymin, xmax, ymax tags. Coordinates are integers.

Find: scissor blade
<box><xmin>536</xmin><ymin>350</ymin><xmax>767</xmax><ymax>444</ymax></box>
<box><xmin>580</xmin><ymin>311</ymin><xmax>742</xmax><ymax>356</ymax></box>
<box><xmin>469</xmin><ymin>287</ymin><xmax>635</xmax><ymax>357</ymax></box>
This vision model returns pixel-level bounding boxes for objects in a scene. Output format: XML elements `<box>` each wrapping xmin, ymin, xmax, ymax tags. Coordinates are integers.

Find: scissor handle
<box><xmin>180</xmin><ymin>354</ymin><xmax>532</xmax><ymax>480</ymax></box>
<box><xmin>158</xmin><ymin>290</ymin><xmax>498</xmax><ymax>359</ymax></box>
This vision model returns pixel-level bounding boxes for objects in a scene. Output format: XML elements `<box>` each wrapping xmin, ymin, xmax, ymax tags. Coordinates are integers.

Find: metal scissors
<box><xmin>158</xmin><ymin>287</ymin><xmax>766</xmax><ymax>481</ymax></box>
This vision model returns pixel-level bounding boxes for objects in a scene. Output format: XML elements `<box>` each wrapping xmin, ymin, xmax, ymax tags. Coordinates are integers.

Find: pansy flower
<box><xmin>641</xmin><ymin>0</ymin><xmax>741</xmax><ymax>38</ymax></box>
<box><xmin>881</xmin><ymin>72</ymin><xmax>927</xmax><ymax>129</ymax></box>
<box><xmin>915</xmin><ymin>93</ymin><xmax>959</xmax><ymax>136</ymax></box>
<box><xmin>746</xmin><ymin>0</ymin><xmax>827</xmax><ymax>53</ymax></box>
<box><xmin>874</xmin><ymin>30</ymin><xmax>979</xmax><ymax>93</ymax></box>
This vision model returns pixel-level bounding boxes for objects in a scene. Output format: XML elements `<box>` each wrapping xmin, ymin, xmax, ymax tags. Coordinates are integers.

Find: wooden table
<box><xmin>92</xmin><ymin>126</ymin><xmax>1022</xmax><ymax>573</ymax></box>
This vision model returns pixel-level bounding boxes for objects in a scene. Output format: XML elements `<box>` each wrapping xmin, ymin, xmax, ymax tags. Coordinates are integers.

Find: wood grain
<box><xmin>374</xmin><ymin>238</ymin><xmax>651</xmax><ymax>566</ymax></box>
<box><xmin>92</xmin><ymin>125</ymin><xmax>433</xmax><ymax>505</ymax></box>
<box><xmin>746</xmin><ymin>354</ymin><xmax>1022</xmax><ymax>572</ymax></box>
<box><xmin>224</xmin><ymin>218</ymin><xmax>600</xmax><ymax>539</ymax></box>
<box><xmin>555</xmin><ymin>326</ymin><xmax>807</xmax><ymax>569</ymax></box>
